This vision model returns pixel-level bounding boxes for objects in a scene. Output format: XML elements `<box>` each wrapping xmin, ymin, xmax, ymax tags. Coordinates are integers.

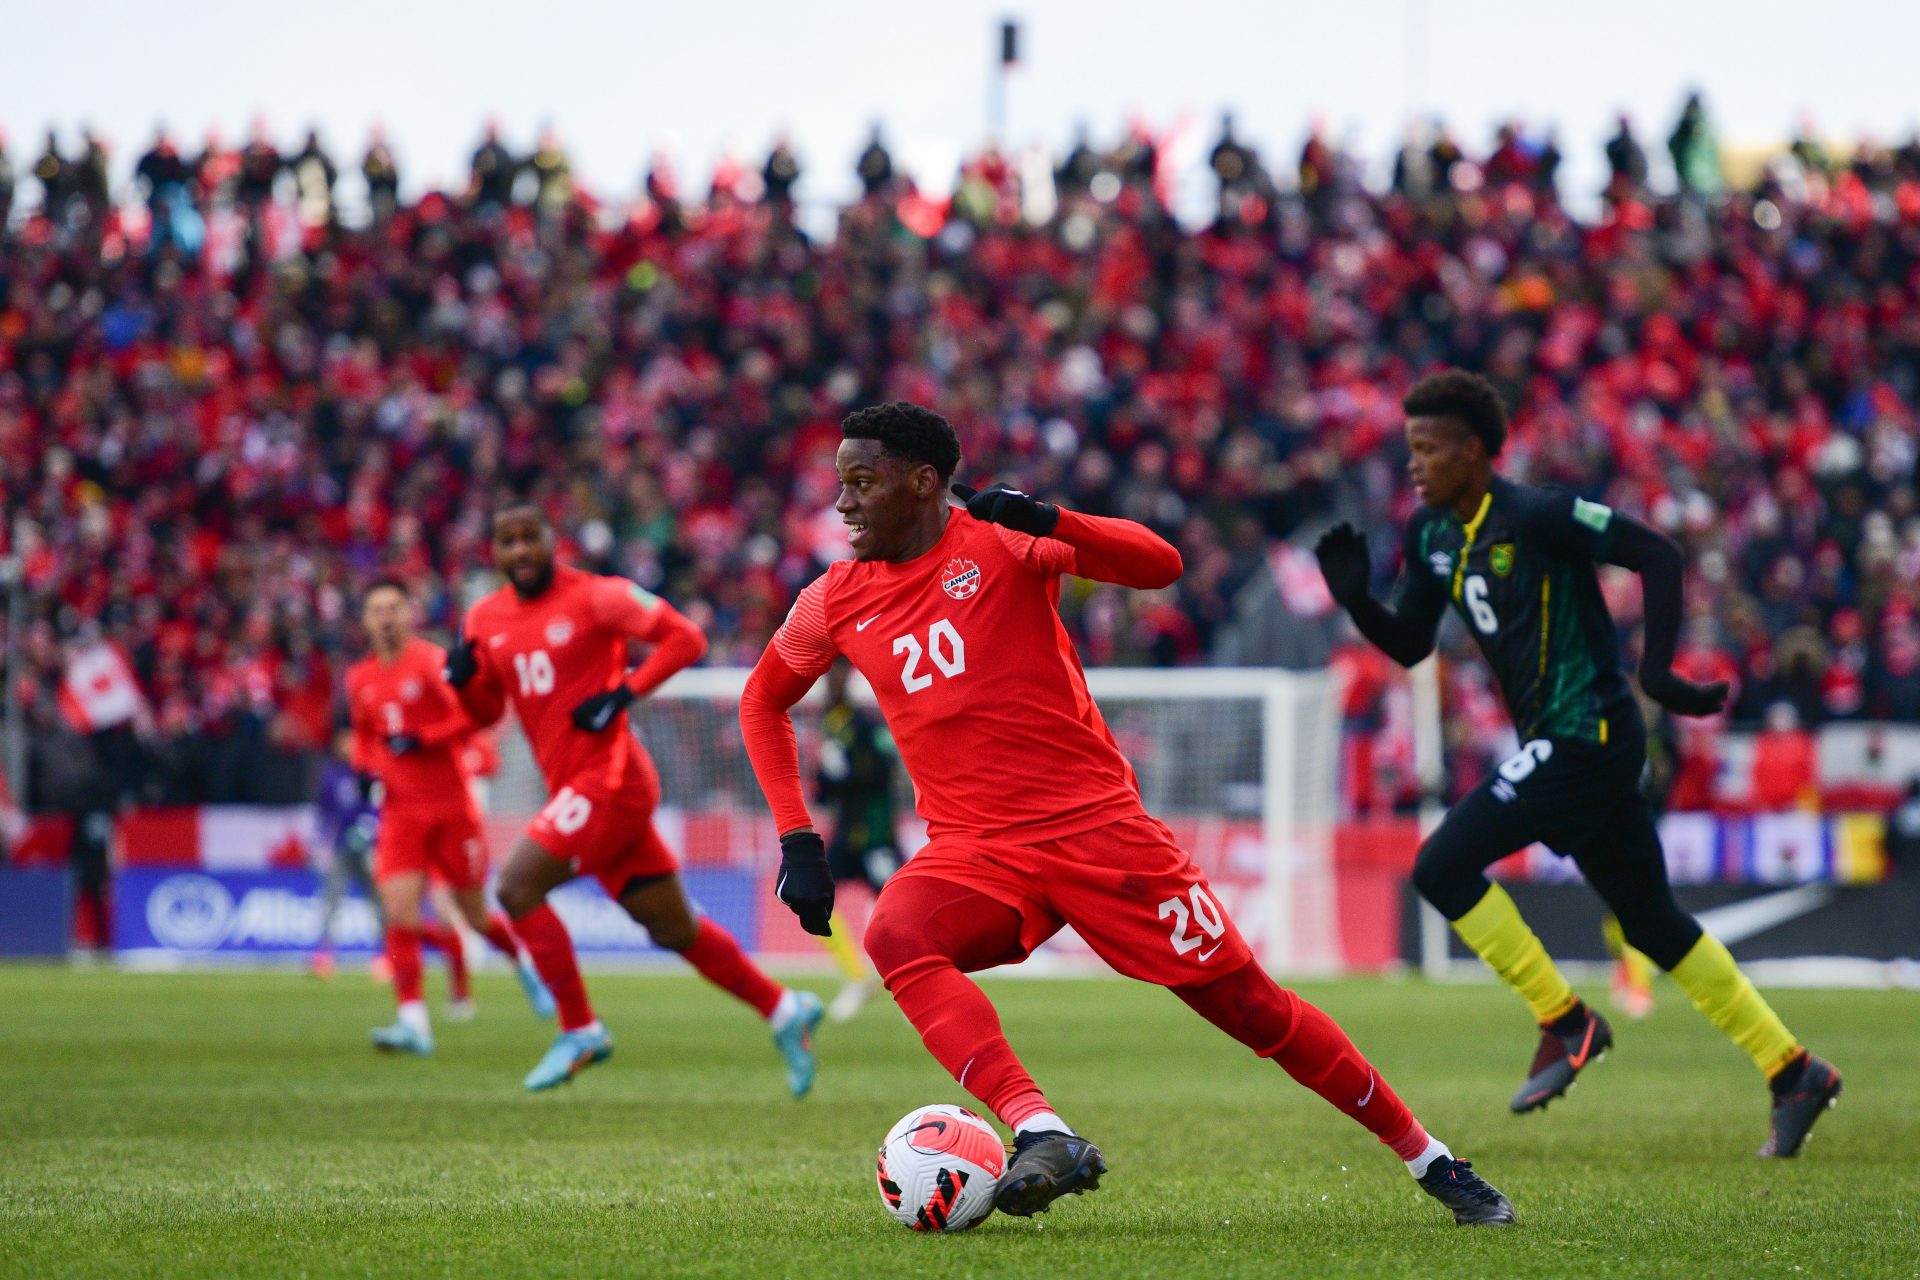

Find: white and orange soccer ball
<box><xmin>875</xmin><ymin>1104</ymin><xmax>1007</xmax><ymax>1231</ymax></box>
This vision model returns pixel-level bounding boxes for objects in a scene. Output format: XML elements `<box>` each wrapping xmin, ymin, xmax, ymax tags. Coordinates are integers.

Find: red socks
<box><xmin>680</xmin><ymin>918</ymin><xmax>782</xmax><ymax>1018</ymax></box>
<box><xmin>511</xmin><ymin>903</ymin><xmax>595</xmax><ymax>1031</ymax></box>
<box><xmin>865</xmin><ymin>879</ymin><xmax>1052</xmax><ymax>1129</ymax></box>
<box><xmin>478</xmin><ymin>912</ymin><xmax>521</xmax><ymax>959</ymax></box>
<box><xmin>385</xmin><ymin>924</ymin><xmax>425</xmax><ymax>1006</ymax></box>
<box><xmin>419</xmin><ymin>922</ymin><xmax>470</xmax><ymax>1001</ymax></box>
<box><xmin>1175</xmin><ymin>962</ymin><xmax>1426</xmax><ymax>1156</ymax></box>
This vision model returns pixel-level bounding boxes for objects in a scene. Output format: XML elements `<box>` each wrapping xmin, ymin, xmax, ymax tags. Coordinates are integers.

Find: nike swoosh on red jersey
<box><xmin>855</xmin><ymin>614</ymin><xmax>882</xmax><ymax>631</ymax></box>
<box><xmin>1196</xmin><ymin>943</ymin><xmax>1223</xmax><ymax>962</ymax></box>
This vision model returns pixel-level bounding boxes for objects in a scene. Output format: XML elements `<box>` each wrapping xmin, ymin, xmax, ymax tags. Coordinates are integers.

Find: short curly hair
<box><xmin>1403</xmin><ymin>369</ymin><xmax>1509</xmax><ymax>458</ymax></box>
<box><xmin>841</xmin><ymin>402</ymin><xmax>961</xmax><ymax>481</ymax></box>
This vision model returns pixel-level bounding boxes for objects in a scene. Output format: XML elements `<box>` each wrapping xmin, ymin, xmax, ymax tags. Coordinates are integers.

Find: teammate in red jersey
<box><xmin>345</xmin><ymin>578</ymin><xmax>555</xmax><ymax>1056</ymax></box>
<box><xmin>448</xmin><ymin>503</ymin><xmax>824</xmax><ymax>1093</ymax></box>
<box><xmin>741</xmin><ymin>404</ymin><xmax>1516</xmax><ymax>1225</ymax></box>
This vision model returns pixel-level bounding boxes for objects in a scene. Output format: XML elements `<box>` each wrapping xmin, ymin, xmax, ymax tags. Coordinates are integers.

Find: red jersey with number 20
<box><xmin>461</xmin><ymin>564</ymin><xmax>678</xmax><ymax>796</ymax></box>
<box><xmin>772</xmin><ymin>510</ymin><xmax>1149</xmax><ymax>843</ymax></box>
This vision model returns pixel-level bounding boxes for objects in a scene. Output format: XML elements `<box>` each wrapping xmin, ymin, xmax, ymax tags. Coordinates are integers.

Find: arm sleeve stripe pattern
<box><xmin>772</xmin><ymin>575</ymin><xmax>839</xmax><ymax>677</ymax></box>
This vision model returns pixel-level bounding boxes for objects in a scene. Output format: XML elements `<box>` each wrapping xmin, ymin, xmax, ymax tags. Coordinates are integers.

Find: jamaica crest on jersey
<box><xmin>544</xmin><ymin>617</ymin><xmax>575</xmax><ymax>648</ymax></box>
<box><xmin>941</xmin><ymin>557</ymin><xmax>983</xmax><ymax>601</ymax></box>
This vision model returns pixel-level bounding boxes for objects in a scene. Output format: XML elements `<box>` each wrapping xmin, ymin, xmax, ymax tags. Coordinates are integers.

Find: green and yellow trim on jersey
<box><xmin>1450</xmin><ymin>491</ymin><xmax>1494</xmax><ymax>604</ymax></box>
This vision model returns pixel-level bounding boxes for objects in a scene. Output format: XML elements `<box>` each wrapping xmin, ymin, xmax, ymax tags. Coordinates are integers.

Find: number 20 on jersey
<box><xmin>892</xmin><ymin>619</ymin><xmax>966</xmax><ymax>693</ymax></box>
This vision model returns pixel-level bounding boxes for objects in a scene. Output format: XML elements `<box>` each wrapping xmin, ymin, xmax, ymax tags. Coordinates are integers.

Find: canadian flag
<box><xmin>59</xmin><ymin>641</ymin><xmax>147</xmax><ymax>733</ymax></box>
<box><xmin>120</xmin><ymin>806</ymin><xmax>319</xmax><ymax>870</ymax></box>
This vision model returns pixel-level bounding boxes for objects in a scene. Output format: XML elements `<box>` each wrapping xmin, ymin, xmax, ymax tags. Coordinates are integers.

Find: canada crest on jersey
<box><xmin>941</xmin><ymin>557</ymin><xmax>983</xmax><ymax>600</ymax></box>
<box><xmin>1490</xmin><ymin>543</ymin><xmax>1515</xmax><ymax>577</ymax></box>
<box><xmin>545</xmin><ymin>617</ymin><xmax>575</xmax><ymax>647</ymax></box>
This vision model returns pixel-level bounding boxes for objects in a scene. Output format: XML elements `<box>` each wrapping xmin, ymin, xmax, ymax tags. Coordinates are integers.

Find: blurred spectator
<box><xmin>1209</xmin><ymin>113</ymin><xmax>1263</xmax><ymax>211</ymax></box>
<box><xmin>288</xmin><ymin>129</ymin><xmax>337</xmax><ymax>227</ymax></box>
<box><xmin>32</xmin><ymin>129</ymin><xmax>69</xmax><ymax>214</ymax></box>
<box><xmin>0</xmin><ymin>129</ymin><xmax>13</xmax><ymax>224</ymax></box>
<box><xmin>527</xmin><ymin>129</ymin><xmax>570</xmax><ymax>214</ymax></box>
<box><xmin>134</xmin><ymin>127</ymin><xmax>191</xmax><ymax>211</ymax></box>
<box><xmin>468</xmin><ymin>122</ymin><xmax>518</xmax><ymax>209</ymax></box>
<box><xmin>1751</xmin><ymin>703</ymin><xmax>1819</xmax><ymax>811</ymax></box>
<box><xmin>237</xmin><ymin>119</ymin><xmax>283</xmax><ymax>207</ymax></box>
<box><xmin>856</xmin><ymin>124</ymin><xmax>893</xmax><ymax>196</ymax></box>
<box><xmin>762</xmin><ymin>136</ymin><xmax>801</xmax><ymax>209</ymax></box>
<box><xmin>1605</xmin><ymin>114</ymin><xmax>1648</xmax><ymax>193</ymax></box>
<box><xmin>362</xmin><ymin>129</ymin><xmax>399</xmax><ymax>218</ymax></box>
<box><xmin>1668</xmin><ymin>91</ymin><xmax>1722</xmax><ymax>195</ymax></box>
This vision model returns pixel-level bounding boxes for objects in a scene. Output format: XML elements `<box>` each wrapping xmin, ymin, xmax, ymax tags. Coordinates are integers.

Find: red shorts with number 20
<box><xmin>526</xmin><ymin>773</ymin><xmax>679</xmax><ymax>898</ymax></box>
<box><xmin>375</xmin><ymin>803</ymin><xmax>489</xmax><ymax>891</ymax></box>
<box><xmin>885</xmin><ymin>813</ymin><xmax>1253</xmax><ymax>986</ymax></box>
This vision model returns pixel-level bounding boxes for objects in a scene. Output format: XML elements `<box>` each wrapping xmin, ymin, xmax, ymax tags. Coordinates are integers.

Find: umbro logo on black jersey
<box><xmin>1429</xmin><ymin>551</ymin><xmax>1453</xmax><ymax>577</ymax></box>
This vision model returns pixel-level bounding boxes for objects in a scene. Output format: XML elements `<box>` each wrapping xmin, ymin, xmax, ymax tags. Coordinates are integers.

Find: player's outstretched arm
<box><xmin>740</xmin><ymin>644</ymin><xmax>835</xmax><ymax>935</ymax></box>
<box><xmin>1315</xmin><ymin>522</ymin><xmax>1444</xmax><ymax>667</ymax></box>
<box><xmin>1602</xmin><ymin>515</ymin><xmax>1729</xmax><ymax>718</ymax></box>
<box><xmin>571</xmin><ymin>583</ymin><xmax>710</xmax><ymax>731</ymax></box>
<box><xmin>952</xmin><ymin>483</ymin><xmax>1182</xmax><ymax>588</ymax></box>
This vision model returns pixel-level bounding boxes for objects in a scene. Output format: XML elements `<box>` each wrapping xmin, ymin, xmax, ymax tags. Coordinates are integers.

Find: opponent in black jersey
<box><xmin>1318</xmin><ymin>369</ymin><xmax>1839</xmax><ymax>1159</ymax></box>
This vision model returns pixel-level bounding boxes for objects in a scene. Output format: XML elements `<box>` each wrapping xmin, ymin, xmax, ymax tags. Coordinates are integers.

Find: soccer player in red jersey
<box><xmin>741</xmin><ymin>404</ymin><xmax>1515</xmax><ymax>1225</ymax></box>
<box><xmin>448</xmin><ymin>503</ymin><xmax>824</xmax><ymax>1093</ymax></box>
<box><xmin>345</xmin><ymin>579</ymin><xmax>555</xmax><ymax>1056</ymax></box>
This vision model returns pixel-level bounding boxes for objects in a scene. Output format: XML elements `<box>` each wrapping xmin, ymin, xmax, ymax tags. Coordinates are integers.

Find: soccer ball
<box><xmin>875</xmin><ymin>1104</ymin><xmax>1007</xmax><ymax>1231</ymax></box>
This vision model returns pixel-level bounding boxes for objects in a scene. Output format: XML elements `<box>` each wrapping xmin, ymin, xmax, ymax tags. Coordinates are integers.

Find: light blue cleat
<box><xmin>524</xmin><ymin>1025</ymin><xmax>613</xmax><ymax>1091</ymax></box>
<box><xmin>515</xmin><ymin>959</ymin><xmax>557</xmax><ymax>1021</ymax></box>
<box><xmin>773</xmin><ymin>990</ymin><xmax>825</xmax><ymax>1099</ymax></box>
<box><xmin>371</xmin><ymin>1020</ymin><xmax>434</xmax><ymax>1056</ymax></box>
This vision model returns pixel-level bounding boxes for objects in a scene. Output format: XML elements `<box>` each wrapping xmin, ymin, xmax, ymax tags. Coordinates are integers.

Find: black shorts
<box><xmin>1413</xmin><ymin>731</ymin><xmax>1701</xmax><ymax>967</ymax></box>
<box><xmin>827</xmin><ymin>833</ymin><xmax>900</xmax><ymax>894</ymax></box>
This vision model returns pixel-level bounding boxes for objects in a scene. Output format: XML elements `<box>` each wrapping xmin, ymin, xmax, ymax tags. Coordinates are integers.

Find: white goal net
<box><xmin>483</xmin><ymin>666</ymin><xmax>1348</xmax><ymax>973</ymax></box>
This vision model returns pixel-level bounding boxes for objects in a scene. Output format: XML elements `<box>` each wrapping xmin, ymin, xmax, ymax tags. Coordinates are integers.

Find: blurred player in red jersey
<box><xmin>448</xmin><ymin>503</ymin><xmax>823</xmax><ymax>1093</ymax></box>
<box><xmin>741</xmin><ymin>404</ymin><xmax>1515</xmax><ymax>1225</ymax></box>
<box><xmin>346</xmin><ymin>579</ymin><xmax>556</xmax><ymax>1055</ymax></box>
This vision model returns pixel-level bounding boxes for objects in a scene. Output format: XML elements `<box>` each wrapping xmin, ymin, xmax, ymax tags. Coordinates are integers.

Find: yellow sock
<box><xmin>818</xmin><ymin>913</ymin><xmax>868</xmax><ymax>983</ymax></box>
<box><xmin>1667</xmin><ymin>932</ymin><xmax>1802</xmax><ymax>1078</ymax></box>
<box><xmin>1601</xmin><ymin>914</ymin><xmax>1656</xmax><ymax>992</ymax></box>
<box><xmin>1453</xmin><ymin>884</ymin><xmax>1580</xmax><ymax>1023</ymax></box>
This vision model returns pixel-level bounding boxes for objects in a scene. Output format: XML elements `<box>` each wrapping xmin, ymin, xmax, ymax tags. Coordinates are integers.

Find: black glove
<box><xmin>444</xmin><ymin>638</ymin><xmax>479</xmax><ymax>689</ymax></box>
<box><xmin>1640</xmin><ymin>670</ymin><xmax>1730</xmax><ymax>718</ymax></box>
<box><xmin>1314</xmin><ymin>522</ymin><xmax>1374</xmax><ymax>609</ymax></box>
<box><xmin>776</xmin><ymin>830</ymin><xmax>835</xmax><ymax>937</ymax></box>
<box><xmin>571</xmin><ymin>684</ymin><xmax>636</xmax><ymax>732</ymax></box>
<box><xmin>951</xmin><ymin>482</ymin><xmax>1060</xmax><ymax>538</ymax></box>
<box><xmin>386</xmin><ymin>734</ymin><xmax>420</xmax><ymax>756</ymax></box>
<box><xmin>354</xmin><ymin>772</ymin><xmax>378</xmax><ymax>805</ymax></box>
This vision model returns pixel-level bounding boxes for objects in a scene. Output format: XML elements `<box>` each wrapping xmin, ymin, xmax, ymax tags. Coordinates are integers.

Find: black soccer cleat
<box><xmin>1417</xmin><ymin>1156</ymin><xmax>1517</xmax><ymax>1226</ymax></box>
<box><xmin>993</xmin><ymin>1130</ymin><xmax>1107</xmax><ymax>1217</ymax></box>
<box><xmin>1510</xmin><ymin>1002</ymin><xmax>1613</xmax><ymax>1114</ymax></box>
<box><xmin>1760</xmin><ymin>1052</ymin><xmax>1842</xmax><ymax>1158</ymax></box>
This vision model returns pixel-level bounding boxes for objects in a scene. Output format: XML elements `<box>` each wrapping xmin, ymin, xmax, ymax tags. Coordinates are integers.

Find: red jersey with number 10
<box><xmin>772</xmin><ymin>511</ymin><xmax>1148</xmax><ymax>843</ymax></box>
<box><xmin>461</xmin><ymin>564</ymin><xmax>676</xmax><ymax>795</ymax></box>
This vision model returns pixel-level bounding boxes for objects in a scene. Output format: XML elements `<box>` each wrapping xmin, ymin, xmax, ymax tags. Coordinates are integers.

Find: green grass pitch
<box><xmin>1</xmin><ymin>967</ymin><xmax>1916</xmax><ymax>1278</ymax></box>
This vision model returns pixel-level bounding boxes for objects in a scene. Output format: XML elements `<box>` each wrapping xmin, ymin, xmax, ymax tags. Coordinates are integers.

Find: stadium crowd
<box><xmin>3</xmin><ymin>99</ymin><xmax>1920</xmax><ymax>812</ymax></box>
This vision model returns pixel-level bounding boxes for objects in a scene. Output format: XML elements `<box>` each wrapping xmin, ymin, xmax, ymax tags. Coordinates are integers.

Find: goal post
<box><xmin>483</xmin><ymin>665</ymin><xmax>1349</xmax><ymax>973</ymax></box>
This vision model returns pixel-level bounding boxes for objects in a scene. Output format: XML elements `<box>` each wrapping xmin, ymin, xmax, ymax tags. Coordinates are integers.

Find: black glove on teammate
<box><xmin>952</xmin><ymin>482</ymin><xmax>1060</xmax><ymax>538</ymax></box>
<box><xmin>1640</xmin><ymin>670</ymin><xmax>1730</xmax><ymax>718</ymax></box>
<box><xmin>1314</xmin><ymin>522</ymin><xmax>1374</xmax><ymax>609</ymax></box>
<box><xmin>386</xmin><ymin>734</ymin><xmax>420</xmax><ymax>756</ymax></box>
<box><xmin>571</xmin><ymin>685</ymin><xmax>636</xmax><ymax>733</ymax></box>
<box><xmin>776</xmin><ymin>830</ymin><xmax>835</xmax><ymax>936</ymax></box>
<box><xmin>443</xmin><ymin>638</ymin><xmax>479</xmax><ymax>689</ymax></box>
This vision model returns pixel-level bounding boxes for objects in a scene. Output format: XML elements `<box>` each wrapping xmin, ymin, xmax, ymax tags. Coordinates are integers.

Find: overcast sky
<box><xmin>7</xmin><ymin>0</ymin><xmax>1918</xmax><ymax>216</ymax></box>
